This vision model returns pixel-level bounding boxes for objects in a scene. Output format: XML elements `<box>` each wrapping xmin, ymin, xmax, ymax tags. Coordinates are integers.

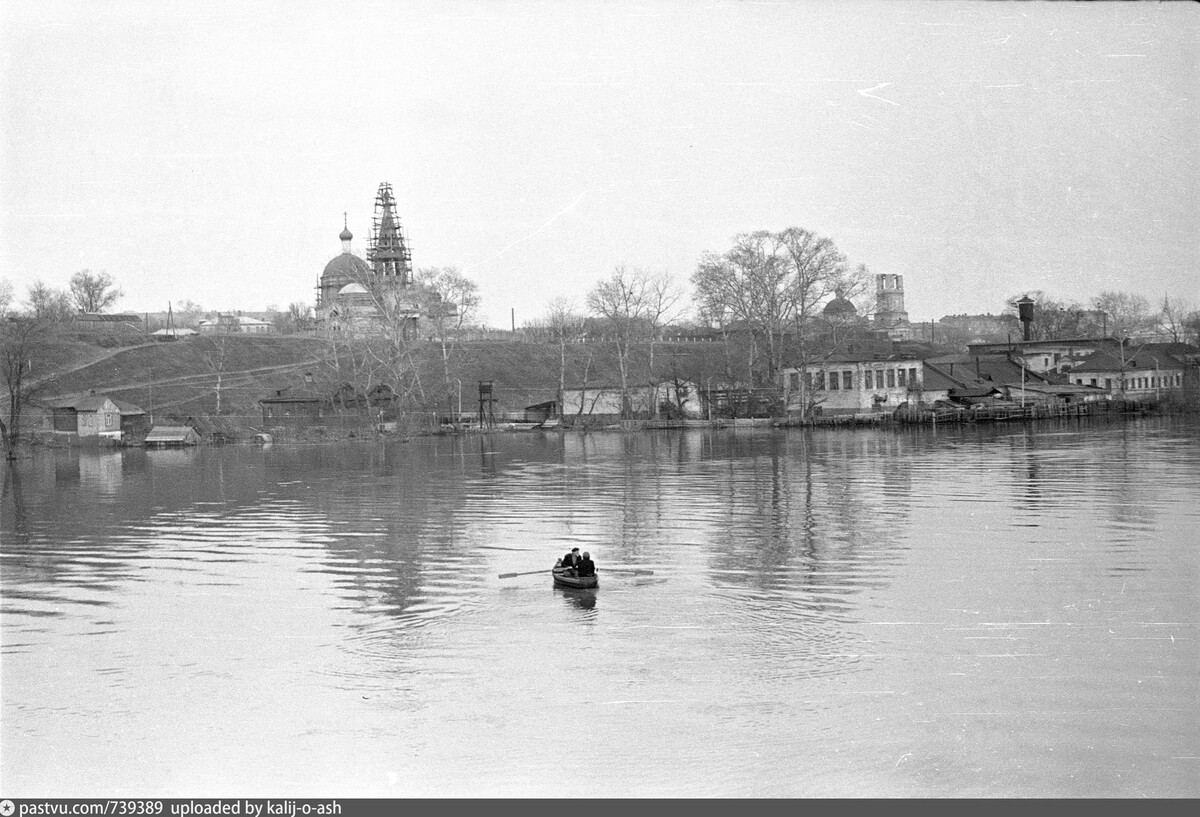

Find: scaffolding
<box><xmin>368</xmin><ymin>181</ymin><xmax>413</xmax><ymax>285</ymax></box>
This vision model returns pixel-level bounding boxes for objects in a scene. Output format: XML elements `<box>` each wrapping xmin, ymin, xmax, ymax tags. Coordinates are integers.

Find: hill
<box><xmin>30</xmin><ymin>333</ymin><xmax>736</xmax><ymax>430</ymax></box>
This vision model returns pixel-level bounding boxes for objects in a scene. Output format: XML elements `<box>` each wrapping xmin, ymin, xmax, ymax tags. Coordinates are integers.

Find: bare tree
<box><xmin>1004</xmin><ymin>291</ymin><xmax>1104</xmax><ymax>340</ymax></box>
<box><xmin>1184</xmin><ymin>311</ymin><xmax>1200</xmax><ymax>347</ymax></box>
<box><xmin>0</xmin><ymin>279</ymin><xmax>13</xmax><ymax>317</ymax></box>
<box><xmin>285</xmin><ymin>301</ymin><xmax>315</xmax><ymax>333</ymax></box>
<box><xmin>199</xmin><ymin>334</ymin><xmax>231</xmax><ymax>415</ymax></box>
<box><xmin>692</xmin><ymin>231</ymin><xmax>792</xmax><ymax>386</ymax></box>
<box><xmin>1158</xmin><ymin>294</ymin><xmax>1195</xmax><ymax>343</ymax></box>
<box><xmin>1093</xmin><ymin>291</ymin><xmax>1153</xmax><ymax>340</ymax></box>
<box><xmin>174</xmin><ymin>300</ymin><xmax>206</xmax><ymax>329</ymax></box>
<box><xmin>544</xmin><ymin>296</ymin><xmax>587</xmax><ymax>417</ymax></box>
<box><xmin>69</xmin><ymin>270</ymin><xmax>123</xmax><ymax>313</ymax></box>
<box><xmin>586</xmin><ymin>265</ymin><xmax>670</xmax><ymax>418</ymax></box>
<box><xmin>415</xmin><ymin>266</ymin><xmax>479</xmax><ymax>420</ymax></box>
<box><xmin>1</xmin><ymin>317</ymin><xmax>52</xmax><ymax>458</ymax></box>
<box><xmin>25</xmin><ymin>281</ymin><xmax>74</xmax><ymax>322</ymax></box>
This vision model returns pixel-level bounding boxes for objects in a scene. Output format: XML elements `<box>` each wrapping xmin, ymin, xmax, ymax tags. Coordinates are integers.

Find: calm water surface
<box><xmin>2</xmin><ymin>417</ymin><xmax>1198</xmax><ymax>797</ymax></box>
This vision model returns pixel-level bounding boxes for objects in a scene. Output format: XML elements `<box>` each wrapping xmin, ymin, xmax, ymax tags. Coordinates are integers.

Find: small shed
<box><xmin>259</xmin><ymin>387</ymin><xmax>325</xmax><ymax>425</ymax></box>
<box><xmin>52</xmin><ymin>394</ymin><xmax>146</xmax><ymax>440</ymax></box>
<box><xmin>523</xmin><ymin>400</ymin><xmax>559</xmax><ymax>423</ymax></box>
<box><xmin>144</xmin><ymin>426</ymin><xmax>201</xmax><ymax>447</ymax></box>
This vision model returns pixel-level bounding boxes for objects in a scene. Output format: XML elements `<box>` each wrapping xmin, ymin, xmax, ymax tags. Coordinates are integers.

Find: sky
<box><xmin>2</xmin><ymin>0</ymin><xmax>1197</xmax><ymax>328</ymax></box>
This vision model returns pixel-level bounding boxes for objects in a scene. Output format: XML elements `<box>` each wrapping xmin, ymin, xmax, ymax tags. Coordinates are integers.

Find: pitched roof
<box><xmin>1070</xmin><ymin>345</ymin><xmax>1192</xmax><ymax>373</ymax></box>
<box><xmin>259</xmin><ymin>386</ymin><xmax>324</xmax><ymax>404</ymax></box>
<box><xmin>145</xmin><ymin>426</ymin><xmax>199</xmax><ymax>442</ymax></box>
<box><xmin>54</xmin><ymin>394</ymin><xmax>145</xmax><ymax>414</ymax></box>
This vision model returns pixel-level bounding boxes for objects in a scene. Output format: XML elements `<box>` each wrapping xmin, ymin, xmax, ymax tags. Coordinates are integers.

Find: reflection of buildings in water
<box><xmin>76</xmin><ymin>451</ymin><xmax>125</xmax><ymax>494</ymax></box>
<box><xmin>145</xmin><ymin>448</ymin><xmax>202</xmax><ymax>469</ymax></box>
<box><xmin>686</xmin><ymin>429</ymin><xmax>913</xmax><ymax>604</ymax></box>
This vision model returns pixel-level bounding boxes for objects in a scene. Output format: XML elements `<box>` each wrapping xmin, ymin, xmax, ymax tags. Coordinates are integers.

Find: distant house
<box><xmin>183</xmin><ymin>415</ymin><xmax>225</xmax><ymax>442</ymax></box>
<box><xmin>73</xmin><ymin>313</ymin><xmax>144</xmax><ymax>334</ymax></box>
<box><xmin>51</xmin><ymin>394</ymin><xmax>147</xmax><ymax>440</ymax></box>
<box><xmin>966</xmin><ymin>337</ymin><xmax>1120</xmax><ymax>376</ymax></box>
<box><xmin>198</xmin><ymin>313</ymin><xmax>275</xmax><ymax>335</ymax></box>
<box><xmin>151</xmin><ymin>327</ymin><xmax>198</xmax><ymax>339</ymax></box>
<box><xmin>144</xmin><ymin>426</ymin><xmax>201</xmax><ymax>447</ymax></box>
<box><xmin>1068</xmin><ymin>343</ymin><xmax>1196</xmax><ymax>397</ymax></box>
<box><xmin>778</xmin><ymin>353</ymin><xmax>925</xmax><ymax>415</ymax></box>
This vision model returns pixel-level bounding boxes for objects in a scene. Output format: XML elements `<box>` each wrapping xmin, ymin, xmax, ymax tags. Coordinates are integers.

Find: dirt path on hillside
<box><xmin>84</xmin><ymin>359</ymin><xmax>325</xmax><ymax>393</ymax></box>
<box><xmin>28</xmin><ymin>342</ymin><xmax>161</xmax><ymax>390</ymax></box>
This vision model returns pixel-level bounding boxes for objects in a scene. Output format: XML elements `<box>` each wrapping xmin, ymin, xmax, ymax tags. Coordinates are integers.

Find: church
<box><xmin>316</xmin><ymin>182</ymin><xmax>447</xmax><ymax>335</ymax></box>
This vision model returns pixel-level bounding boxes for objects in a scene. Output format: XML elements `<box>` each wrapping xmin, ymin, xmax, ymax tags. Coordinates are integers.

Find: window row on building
<box><xmin>1073</xmin><ymin>374</ymin><xmax>1183</xmax><ymax>391</ymax></box>
<box><xmin>788</xmin><ymin>366</ymin><xmax>921</xmax><ymax>392</ymax></box>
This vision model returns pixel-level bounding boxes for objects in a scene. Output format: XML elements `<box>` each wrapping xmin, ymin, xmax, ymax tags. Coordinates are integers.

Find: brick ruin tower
<box><xmin>368</xmin><ymin>182</ymin><xmax>413</xmax><ymax>286</ymax></box>
<box><xmin>873</xmin><ymin>273</ymin><xmax>911</xmax><ymax>339</ymax></box>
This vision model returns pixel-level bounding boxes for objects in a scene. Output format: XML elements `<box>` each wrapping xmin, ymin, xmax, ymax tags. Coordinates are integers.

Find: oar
<box><xmin>498</xmin><ymin>567</ymin><xmax>655</xmax><ymax>579</ymax></box>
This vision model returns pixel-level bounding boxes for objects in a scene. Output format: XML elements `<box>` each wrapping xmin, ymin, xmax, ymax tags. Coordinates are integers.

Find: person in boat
<box><xmin>576</xmin><ymin>551</ymin><xmax>596</xmax><ymax>578</ymax></box>
<box><xmin>560</xmin><ymin>547</ymin><xmax>582</xmax><ymax>574</ymax></box>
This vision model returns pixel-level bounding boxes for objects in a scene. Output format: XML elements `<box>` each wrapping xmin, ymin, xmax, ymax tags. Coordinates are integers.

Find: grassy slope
<box><xmin>35</xmin><ymin>334</ymin><xmax>738</xmax><ymax>426</ymax></box>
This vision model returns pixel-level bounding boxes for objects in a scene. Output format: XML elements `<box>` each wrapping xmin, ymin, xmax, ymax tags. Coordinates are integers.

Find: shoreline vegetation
<box><xmin>5</xmin><ymin>331</ymin><xmax>1199</xmax><ymax>454</ymax></box>
<box><xmin>21</xmin><ymin>391</ymin><xmax>1195</xmax><ymax>453</ymax></box>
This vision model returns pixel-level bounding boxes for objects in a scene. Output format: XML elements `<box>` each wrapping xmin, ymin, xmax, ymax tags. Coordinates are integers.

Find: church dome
<box><xmin>339</xmin><ymin>226</ymin><xmax>353</xmax><ymax>241</ymax></box>
<box><xmin>321</xmin><ymin>252</ymin><xmax>371</xmax><ymax>285</ymax></box>
<box><xmin>823</xmin><ymin>294</ymin><xmax>857</xmax><ymax>317</ymax></box>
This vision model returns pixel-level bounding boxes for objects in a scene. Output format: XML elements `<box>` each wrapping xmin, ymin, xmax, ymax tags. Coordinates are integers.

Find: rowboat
<box><xmin>552</xmin><ymin>566</ymin><xmax>598</xmax><ymax>589</ymax></box>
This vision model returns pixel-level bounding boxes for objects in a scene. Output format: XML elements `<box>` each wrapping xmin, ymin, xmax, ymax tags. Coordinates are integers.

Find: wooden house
<box><xmin>51</xmin><ymin>394</ymin><xmax>147</xmax><ymax>441</ymax></box>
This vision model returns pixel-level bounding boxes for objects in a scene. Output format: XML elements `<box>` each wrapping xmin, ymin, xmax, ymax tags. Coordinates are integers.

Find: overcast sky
<box><xmin>2</xmin><ymin>0</ymin><xmax>1196</xmax><ymax>328</ymax></box>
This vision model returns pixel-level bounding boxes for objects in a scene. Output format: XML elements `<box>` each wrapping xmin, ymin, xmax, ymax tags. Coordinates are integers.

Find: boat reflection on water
<box><xmin>556</xmin><ymin>586</ymin><xmax>597</xmax><ymax>611</ymax></box>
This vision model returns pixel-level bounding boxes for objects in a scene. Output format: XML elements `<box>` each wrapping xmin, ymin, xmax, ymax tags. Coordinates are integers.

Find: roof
<box><xmin>1019</xmin><ymin>383</ymin><xmax>1106</xmax><ymax>396</ymax></box>
<box><xmin>54</xmin><ymin>394</ymin><xmax>143</xmax><ymax>414</ymax></box>
<box><xmin>259</xmin><ymin>386</ymin><xmax>325</xmax><ymax>404</ymax></box>
<box><xmin>925</xmin><ymin>352</ymin><xmax>1056</xmax><ymax>385</ymax></box>
<box><xmin>1070</xmin><ymin>345</ymin><xmax>1193</xmax><ymax>373</ymax></box>
<box><xmin>322</xmin><ymin>252</ymin><xmax>371</xmax><ymax>283</ymax></box>
<box><xmin>815</xmin><ymin>350</ymin><xmax>924</xmax><ymax>365</ymax></box>
<box><xmin>950</xmin><ymin>386</ymin><xmax>1004</xmax><ymax>399</ymax></box>
<box><xmin>968</xmin><ymin>336</ymin><xmax>1121</xmax><ymax>353</ymax></box>
<box><xmin>201</xmin><ymin>315</ymin><xmax>272</xmax><ymax>327</ymax></box>
<box><xmin>76</xmin><ymin>313</ymin><xmax>142</xmax><ymax>322</ymax></box>
<box><xmin>822</xmin><ymin>295</ymin><xmax>857</xmax><ymax>316</ymax></box>
<box><xmin>145</xmin><ymin>426</ymin><xmax>199</xmax><ymax>442</ymax></box>
<box><xmin>920</xmin><ymin>363</ymin><xmax>972</xmax><ymax>392</ymax></box>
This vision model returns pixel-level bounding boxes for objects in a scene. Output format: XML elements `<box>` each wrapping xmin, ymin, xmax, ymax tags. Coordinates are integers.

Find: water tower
<box><xmin>1017</xmin><ymin>296</ymin><xmax>1035</xmax><ymax>341</ymax></box>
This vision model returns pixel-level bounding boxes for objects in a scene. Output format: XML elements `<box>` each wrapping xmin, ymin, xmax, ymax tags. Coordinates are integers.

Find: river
<box><xmin>2</xmin><ymin>415</ymin><xmax>1197</xmax><ymax>797</ymax></box>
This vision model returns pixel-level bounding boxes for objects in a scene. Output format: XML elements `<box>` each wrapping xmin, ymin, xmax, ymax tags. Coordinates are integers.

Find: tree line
<box><xmin>3</xmin><ymin>227</ymin><xmax>1198</xmax><ymax>453</ymax></box>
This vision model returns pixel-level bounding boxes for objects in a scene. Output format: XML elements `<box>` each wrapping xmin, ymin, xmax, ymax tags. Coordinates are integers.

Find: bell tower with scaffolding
<box><xmin>368</xmin><ymin>182</ymin><xmax>413</xmax><ymax>286</ymax></box>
